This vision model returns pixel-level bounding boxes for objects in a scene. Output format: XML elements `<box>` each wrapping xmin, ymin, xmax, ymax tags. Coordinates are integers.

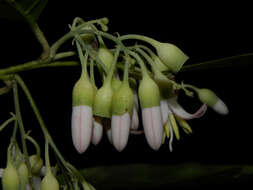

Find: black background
<box><xmin>1</xmin><ymin>1</ymin><xmax>253</xmax><ymax>188</ymax></box>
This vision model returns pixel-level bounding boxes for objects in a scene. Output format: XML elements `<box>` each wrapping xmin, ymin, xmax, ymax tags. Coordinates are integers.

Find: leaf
<box><xmin>181</xmin><ymin>53</ymin><xmax>253</xmax><ymax>72</ymax></box>
<box><xmin>78</xmin><ymin>163</ymin><xmax>253</xmax><ymax>190</ymax></box>
<box><xmin>0</xmin><ymin>0</ymin><xmax>48</xmax><ymax>23</ymax></box>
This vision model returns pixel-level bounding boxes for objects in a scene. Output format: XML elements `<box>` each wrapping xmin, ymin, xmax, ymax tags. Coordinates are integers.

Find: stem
<box><xmin>104</xmin><ymin>47</ymin><xmax>121</xmax><ymax>85</ymax></box>
<box><xmin>0</xmin><ymin>116</ymin><xmax>16</xmax><ymax>132</ymax></box>
<box><xmin>14</xmin><ymin>75</ymin><xmax>69</xmax><ymax>169</ymax></box>
<box><xmin>123</xmin><ymin>60</ymin><xmax>129</xmax><ymax>84</ymax></box>
<box><xmin>54</xmin><ymin>51</ymin><xmax>76</xmax><ymax>60</ymax></box>
<box><xmin>75</xmin><ymin>41</ymin><xmax>88</xmax><ymax>76</ymax></box>
<box><xmin>45</xmin><ymin>139</ymin><xmax>51</xmax><ymax>174</ymax></box>
<box><xmin>90</xmin><ymin>59</ymin><xmax>96</xmax><ymax>87</ymax></box>
<box><xmin>29</xmin><ymin>23</ymin><xmax>50</xmax><ymax>60</ymax></box>
<box><xmin>12</xmin><ymin>81</ymin><xmax>32</xmax><ymax>181</ymax></box>
<box><xmin>0</xmin><ymin>60</ymin><xmax>78</xmax><ymax>76</ymax></box>
<box><xmin>25</xmin><ymin>135</ymin><xmax>41</xmax><ymax>156</ymax></box>
<box><xmin>119</xmin><ymin>34</ymin><xmax>159</xmax><ymax>47</ymax></box>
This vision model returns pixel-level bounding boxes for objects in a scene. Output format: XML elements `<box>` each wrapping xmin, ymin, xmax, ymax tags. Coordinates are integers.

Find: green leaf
<box><xmin>78</xmin><ymin>163</ymin><xmax>253</xmax><ymax>190</ymax></box>
<box><xmin>0</xmin><ymin>0</ymin><xmax>48</xmax><ymax>23</ymax></box>
<box><xmin>181</xmin><ymin>52</ymin><xmax>253</xmax><ymax>72</ymax></box>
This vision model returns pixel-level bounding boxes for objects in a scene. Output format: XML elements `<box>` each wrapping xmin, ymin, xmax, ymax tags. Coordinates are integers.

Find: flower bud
<box><xmin>153</xmin><ymin>55</ymin><xmax>169</xmax><ymax>72</ymax></box>
<box><xmin>111</xmin><ymin>83</ymin><xmax>134</xmax><ymax>151</ymax></box>
<box><xmin>80</xmin><ymin>25</ymin><xmax>95</xmax><ymax>44</ymax></box>
<box><xmin>155</xmin><ymin>42</ymin><xmax>189</xmax><ymax>73</ymax></box>
<box><xmin>93</xmin><ymin>83</ymin><xmax>114</xmax><ymax>118</ymax></box>
<box><xmin>97</xmin><ymin>46</ymin><xmax>114</xmax><ymax>70</ymax></box>
<box><xmin>40</xmin><ymin>172</ymin><xmax>59</xmax><ymax>190</ymax></box>
<box><xmin>197</xmin><ymin>88</ymin><xmax>228</xmax><ymax>115</ymax></box>
<box><xmin>91</xmin><ymin>117</ymin><xmax>103</xmax><ymax>145</ymax></box>
<box><xmin>17</xmin><ymin>162</ymin><xmax>29</xmax><ymax>189</ymax></box>
<box><xmin>138</xmin><ymin>76</ymin><xmax>163</xmax><ymax>150</ymax></box>
<box><xmin>29</xmin><ymin>155</ymin><xmax>43</xmax><ymax>176</ymax></box>
<box><xmin>2</xmin><ymin>163</ymin><xmax>20</xmax><ymax>190</ymax></box>
<box><xmin>72</xmin><ymin>75</ymin><xmax>94</xmax><ymax>153</ymax></box>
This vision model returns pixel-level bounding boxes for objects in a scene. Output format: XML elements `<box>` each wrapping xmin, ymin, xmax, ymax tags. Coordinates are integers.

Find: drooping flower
<box><xmin>91</xmin><ymin>117</ymin><xmax>103</xmax><ymax>145</ymax></box>
<box><xmin>111</xmin><ymin>64</ymin><xmax>134</xmax><ymax>151</ymax></box>
<box><xmin>138</xmin><ymin>75</ymin><xmax>163</xmax><ymax>150</ymax></box>
<box><xmin>71</xmin><ymin>65</ymin><xmax>95</xmax><ymax>153</ymax></box>
<box><xmin>197</xmin><ymin>88</ymin><xmax>228</xmax><ymax>115</ymax></box>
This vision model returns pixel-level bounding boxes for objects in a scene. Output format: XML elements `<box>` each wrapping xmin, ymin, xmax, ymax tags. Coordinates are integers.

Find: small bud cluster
<box><xmin>70</xmin><ymin>17</ymin><xmax>229</xmax><ymax>153</ymax></box>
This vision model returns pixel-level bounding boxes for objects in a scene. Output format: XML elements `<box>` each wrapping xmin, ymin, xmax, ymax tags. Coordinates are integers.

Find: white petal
<box><xmin>0</xmin><ymin>168</ymin><xmax>3</xmax><ymax>177</ymax></box>
<box><xmin>212</xmin><ymin>98</ymin><xmax>229</xmax><ymax>115</ymax></box>
<box><xmin>130</xmin><ymin>106</ymin><xmax>139</xmax><ymax>130</ymax></box>
<box><xmin>111</xmin><ymin>113</ymin><xmax>131</xmax><ymax>152</ymax></box>
<box><xmin>71</xmin><ymin>105</ymin><xmax>93</xmax><ymax>154</ymax></box>
<box><xmin>106</xmin><ymin>129</ymin><xmax>112</xmax><ymax>144</ymax></box>
<box><xmin>133</xmin><ymin>92</ymin><xmax>139</xmax><ymax>111</ymax></box>
<box><xmin>142</xmin><ymin>106</ymin><xmax>163</xmax><ymax>150</ymax></box>
<box><xmin>91</xmin><ymin>120</ymin><xmax>103</xmax><ymax>145</ymax></box>
<box><xmin>167</xmin><ymin>96</ymin><xmax>207</xmax><ymax>120</ymax></box>
<box><xmin>31</xmin><ymin>176</ymin><xmax>41</xmax><ymax>190</ymax></box>
<box><xmin>160</xmin><ymin>100</ymin><xmax>172</xmax><ymax>124</ymax></box>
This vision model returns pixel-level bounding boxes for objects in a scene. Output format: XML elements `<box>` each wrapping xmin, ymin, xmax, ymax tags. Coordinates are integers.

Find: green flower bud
<box><xmin>111</xmin><ymin>77</ymin><xmax>122</xmax><ymax>92</ymax></box>
<box><xmin>197</xmin><ymin>88</ymin><xmax>218</xmax><ymax>107</ymax></box>
<box><xmin>29</xmin><ymin>155</ymin><xmax>43</xmax><ymax>176</ymax></box>
<box><xmin>93</xmin><ymin>83</ymin><xmax>114</xmax><ymax>118</ymax></box>
<box><xmin>72</xmin><ymin>75</ymin><xmax>94</xmax><ymax>107</ymax></box>
<box><xmin>153</xmin><ymin>55</ymin><xmax>169</xmax><ymax>72</ymax></box>
<box><xmin>138</xmin><ymin>75</ymin><xmax>161</xmax><ymax>108</ymax></box>
<box><xmin>2</xmin><ymin>163</ymin><xmax>20</xmax><ymax>190</ymax></box>
<box><xmin>197</xmin><ymin>88</ymin><xmax>228</xmax><ymax>115</ymax></box>
<box><xmin>155</xmin><ymin>42</ymin><xmax>189</xmax><ymax>73</ymax></box>
<box><xmin>80</xmin><ymin>25</ymin><xmax>95</xmax><ymax>44</ymax></box>
<box><xmin>112</xmin><ymin>82</ymin><xmax>134</xmax><ymax>115</ymax></box>
<box><xmin>40</xmin><ymin>172</ymin><xmax>59</xmax><ymax>190</ymax></box>
<box><xmin>97</xmin><ymin>46</ymin><xmax>114</xmax><ymax>70</ymax></box>
<box><xmin>17</xmin><ymin>162</ymin><xmax>29</xmax><ymax>189</ymax></box>
<box><xmin>101</xmin><ymin>17</ymin><xmax>109</xmax><ymax>25</ymax></box>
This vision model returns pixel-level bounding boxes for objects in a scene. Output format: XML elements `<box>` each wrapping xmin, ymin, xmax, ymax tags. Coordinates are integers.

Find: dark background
<box><xmin>0</xmin><ymin>1</ymin><xmax>253</xmax><ymax>188</ymax></box>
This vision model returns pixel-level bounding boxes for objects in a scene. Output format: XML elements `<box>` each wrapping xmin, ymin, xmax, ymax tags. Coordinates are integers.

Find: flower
<box><xmin>91</xmin><ymin>117</ymin><xmax>103</xmax><ymax>145</ymax></box>
<box><xmin>138</xmin><ymin>75</ymin><xmax>163</xmax><ymax>150</ymax></box>
<box><xmin>71</xmin><ymin>72</ymin><xmax>95</xmax><ymax>154</ymax></box>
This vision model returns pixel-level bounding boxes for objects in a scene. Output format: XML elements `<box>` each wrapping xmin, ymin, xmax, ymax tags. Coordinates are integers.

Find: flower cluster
<box><xmin>70</xmin><ymin>18</ymin><xmax>228</xmax><ymax>153</ymax></box>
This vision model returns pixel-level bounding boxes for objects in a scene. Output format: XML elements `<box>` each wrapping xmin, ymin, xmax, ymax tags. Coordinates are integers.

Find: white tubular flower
<box><xmin>71</xmin><ymin>64</ymin><xmax>95</xmax><ymax>153</ymax></box>
<box><xmin>142</xmin><ymin>106</ymin><xmax>163</xmax><ymax>150</ymax></box>
<box><xmin>139</xmin><ymin>75</ymin><xmax>163</xmax><ymax>150</ymax></box>
<box><xmin>91</xmin><ymin>119</ymin><xmax>103</xmax><ymax>145</ymax></box>
<box><xmin>131</xmin><ymin>106</ymin><xmax>139</xmax><ymax>130</ymax></box>
<box><xmin>160</xmin><ymin>99</ymin><xmax>172</xmax><ymax>124</ymax></box>
<box><xmin>111</xmin><ymin>79</ymin><xmax>134</xmax><ymax>152</ymax></box>
<box><xmin>106</xmin><ymin>129</ymin><xmax>112</xmax><ymax>144</ymax></box>
<box><xmin>212</xmin><ymin>98</ymin><xmax>228</xmax><ymax>115</ymax></box>
<box><xmin>111</xmin><ymin>113</ymin><xmax>131</xmax><ymax>152</ymax></box>
<box><xmin>71</xmin><ymin>105</ymin><xmax>93</xmax><ymax>154</ymax></box>
<box><xmin>197</xmin><ymin>88</ymin><xmax>228</xmax><ymax>115</ymax></box>
<box><xmin>167</xmin><ymin>96</ymin><xmax>207</xmax><ymax>120</ymax></box>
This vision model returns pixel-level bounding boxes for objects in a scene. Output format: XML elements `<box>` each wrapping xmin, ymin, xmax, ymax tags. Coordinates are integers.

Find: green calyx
<box><xmin>72</xmin><ymin>74</ymin><xmax>95</xmax><ymax>107</ymax></box>
<box><xmin>112</xmin><ymin>82</ymin><xmax>134</xmax><ymax>115</ymax></box>
<box><xmin>155</xmin><ymin>42</ymin><xmax>189</xmax><ymax>73</ymax></box>
<box><xmin>17</xmin><ymin>162</ymin><xmax>29</xmax><ymax>189</ymax></box>
<box><xmin>93</xmin><ymin>82</ymin><xmax>114</xmax><ymax>118</ymax></box>
<box><xmin>80</xmin><ymin>25</ymin><xmax>95</xmax><ymax>44</ymax></box>
<box><xmin>153</xmin><ymin>55</ymin><xmax>169</xmax><ymax>72</ymax></box>
<box><xmin>29</xmin><ymin>154</ymin><xmax>43</xmax><ymax>176</ymax></box>
<box><xmin>138</xmin><ymin>75</ymin><xmax>161</xmax><ymax>108</ymax></box>
<box><xmin>97</xmin><ymin>46</ymin><xmax>114</xmax><ymax>71</ymax></box>
<box><xmin>197</xmin><ymin>88</ymin><xmax>218</xmax><ymax>107</ymax></box>
<box><xmin>41</xmin><ymin>171</ymin><xmax>60</xmax><ymax>190</ymax></box>
<box><xmin>111</xmin><ymin>77</ymin><xmax>122</xmax><ymax>92</ymax></box>
<box><xmin>2</xmin><ymin>163</ymin><xmax>20</xmax><ymax>190</ymax></box>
